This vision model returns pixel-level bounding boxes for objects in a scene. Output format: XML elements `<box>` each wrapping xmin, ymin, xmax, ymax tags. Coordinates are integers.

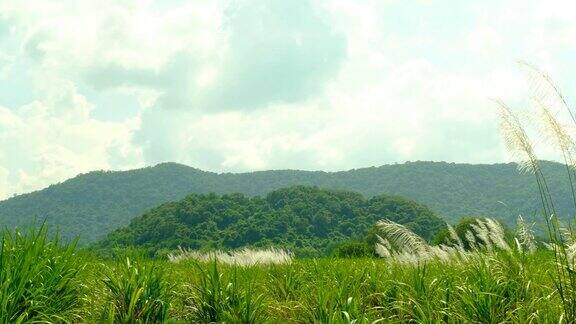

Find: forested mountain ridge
<box><xmin>0</xmin><ymin>160</ymin><xmax>572</xmax><ymax>244</ymax></box>
<box><xmin>95</xmin><ymin>186</ymin><xmax>445</xmax><ymax>256</ymax></box>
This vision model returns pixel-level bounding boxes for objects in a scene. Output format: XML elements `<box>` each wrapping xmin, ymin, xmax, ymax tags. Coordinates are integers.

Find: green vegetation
<box><xmin>330</xmin><ymin>240</ymin><xmax>375</xmax><ymax>258</ymax></box>
<box><xmin>1</xmin><ymin>160</ymin><xmax>574</xmax><ymax>244</ymax></box>
<box><xmin>162</xmin><ymin>253</ymin><xmax>561</xmax><ymax>323</ymax></box>
<box><xmin>100</xmin><ymin>257</ymin><xmax>172</xmax><ymax>323</ymax></box>
<box><xmin>1</xmin><ymin>226</ymin><xmax>568</xmax><ymax>323</ymax></box>
<box><xmin>0</xmin><ymin>225</ymin><xmax>84</xmax><ymax>323</ymax></box>
<box><xmin>95</xmin><ymin>186</ymin><xmax>445</xmax><ymax>256</ymax></box>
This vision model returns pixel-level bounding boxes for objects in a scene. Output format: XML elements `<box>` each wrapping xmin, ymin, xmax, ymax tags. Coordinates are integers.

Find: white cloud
<box><xmin>0</xmin><ymin>82</ymin><xmax>141</xmax><ymax>197</ymax></box>
<box><xmin>1</xmin><ymin>0</ymin><xmax>576</xmax><ymax>198</ymax></box>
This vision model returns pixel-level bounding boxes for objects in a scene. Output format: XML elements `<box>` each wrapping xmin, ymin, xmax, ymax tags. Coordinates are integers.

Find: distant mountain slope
<box><xmin>95</xmin><ymin>186</ymin><xmax>445</xmax><ymax>256</ymax></box>
<box><xmin>0</xmin><ymin>160</ymin><xmax>571</xmax><ymax>244</ymax></box>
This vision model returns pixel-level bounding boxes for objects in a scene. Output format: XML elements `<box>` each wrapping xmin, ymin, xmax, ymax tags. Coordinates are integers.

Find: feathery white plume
<box><xmin>375</xmin><ymin>243</ymin><xmax>391</xmax><ymax>258</ymax></box>
<box><xmin>495</xmin><ymin>100</ymin><xmax>540</xmax><ymax>174</ymax></box>
<box><xmin>520</xmin><ymin>61</ymin><xmax>576</xmax><ymax>125</ymax></box>
<box><xmin>465</xmin><ymin>230</ymin><xmax>477</xmax><ymax>250</ymax></box>
<box><xmin>471</xmin><ymin>220</ymin><xmax>493</xmax><ymax>252</ymax></box>
<box><xmin>485</xmin><ymin>218</ymin><xmax>511</xmax><ymax>251</ymax></box>
<box><xmin>447</xmin><ymin>224</ymin><xmax>465</xmax><ymax>253</ymax></box>
<box><xmin>536</xmin><ymin>101</ymin><xmax>576</xmax><ymax>161</ymax></box>
<box><xmin>516</xmin><ymin>215</ymin><xmax>536</xmax><ymax>254</ymax></box>
<box><xmin>374</xmin><ymin>220</ymin><xmax>469</xmax><ymax>264</ymax></box>
<box><xmin>168</xmin><ymin>247</ymin><xmax>292</xmax><ymax>266</ymax></box>
<box><xmin>566</xmin><ymin>243</ymin><xmax>576</xmax><ymax>271</ymax></box>
<box><xmin>375</xmin><ymin>219</ymin><xmax>429</xmax><ymax>255</ymax></box>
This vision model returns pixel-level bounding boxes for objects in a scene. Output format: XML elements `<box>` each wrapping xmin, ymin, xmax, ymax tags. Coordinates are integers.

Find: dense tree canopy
<box><xmin>0</xmin><ymin>160</ymin><xmax>572</xmax><ymax>244</ymax></box>
<box><xmin>95</xmin><ymin>186</ymin><xmax>445</xmax><ymax>256</ymax></box>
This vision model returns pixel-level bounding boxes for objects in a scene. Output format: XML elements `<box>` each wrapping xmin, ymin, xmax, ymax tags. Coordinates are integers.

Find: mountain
<box><xmin>0</xmin><ymin>160</ymin><xmax>572</xmax><ymax>244</ymax></box>
<box><xmin>94</xmin><ymin>186</ymin><xmax>445</xmax><ymax>256</ymax></box>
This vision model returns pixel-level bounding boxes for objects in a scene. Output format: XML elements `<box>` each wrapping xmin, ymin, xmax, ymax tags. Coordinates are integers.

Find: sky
<box><xmin>1</xmin><ymin>0</ymin><xmax>576</xmax><ymax>199</ymax></box>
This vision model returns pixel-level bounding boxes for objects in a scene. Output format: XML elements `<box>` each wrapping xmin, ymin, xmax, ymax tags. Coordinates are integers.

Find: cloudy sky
<box><xmin>0</xmin><ymin>0</ymin><xmax>575</xmax><ymax>199</ymax></box>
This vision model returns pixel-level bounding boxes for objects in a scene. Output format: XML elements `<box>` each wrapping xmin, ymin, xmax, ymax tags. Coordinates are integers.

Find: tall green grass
<box><xmin>182</xmin><ymin>260</ymin><xmax>268</xmax><ymax>323</ymax></box>
<box><xmin>0</xmin><ymin>229</ymin><xmax>565</xmax><ymax>322</ymax></box>
<box><xmin>165</xmin><ymin>254</ymin><xmax>561</xmax><ymax>322</ymax></box>
<box><xmin>0</xmin><ymin>225</ymin><xmax>84</xmax><ymax>323</ymax></box>
<box><xmin>100</xmin><ymin>257</ymin><xmax>172</xmax><ymax>323</ymax></box>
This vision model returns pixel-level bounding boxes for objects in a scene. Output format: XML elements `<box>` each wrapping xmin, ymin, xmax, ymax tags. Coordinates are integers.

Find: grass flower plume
<box><xmin>168</xmin><ymin>247</ymin><xmax>293</xmax><ymax>266</ymax></box>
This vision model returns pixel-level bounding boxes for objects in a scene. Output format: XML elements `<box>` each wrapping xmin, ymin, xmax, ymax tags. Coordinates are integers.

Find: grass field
<box><xmin>88</xmin><ymin>252</ymin><xmax>560</xmax><ymax>323</ymax></box>
<box><xmin>1</xmin><ymin>224</ymin><xmax>569</xmax><ymax>323</ymax></box>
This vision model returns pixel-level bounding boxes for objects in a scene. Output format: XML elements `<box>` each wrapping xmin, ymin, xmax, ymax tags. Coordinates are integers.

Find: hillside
<box><xmin>0</xmin><ymin>160</ymin><xmax>572</xmax><ymax>244</ymax></box>
<box><xmin>95</xmin><ymin>186</ymin><xmax>445</xmax><ymax>256</ymax></box>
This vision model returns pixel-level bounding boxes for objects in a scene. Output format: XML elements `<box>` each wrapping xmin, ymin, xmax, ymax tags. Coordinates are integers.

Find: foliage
<box><xmin>0</xmin><ymin>224</ymin><xmax>567</xmax><ymax>323</ymax></box>
<box><xmin>0</xmin><ymin>225</ymin><xmax>84</xmax><ymax>323</ymax></box>
<box><xmin>152</xmin><ymin>253</ymin><xmax>563</xmax><ymax>322</ymax></box>
<box><xmin>100</xmin><ymin>257</ymin><xmax>172</xmax><ymax>323</ymax></box>
<box><xmin>330</xmin><ymin>240</ymin><xmax>375</xmax><ymax>258</ymax></box>
<box><xmin>94</xmin><ymin>186</ymin><xmax>445</xmax><ymax>256</ymax></box>
<box><xmin>183</xmin><ymin>261</ymin><xmax>267</xmax><ymax>323</ymax></box>
<box><xmin>2</xmin><ymin>160</ymin><xmax>575</xmax><ymax>244</ymax></box>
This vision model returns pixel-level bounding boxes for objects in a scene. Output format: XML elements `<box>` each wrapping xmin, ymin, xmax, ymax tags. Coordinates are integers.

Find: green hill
<box><xmin>0</xmin><ymin>160</ymin><xmax>572</xmax><ymax>244</ymax></box>
<box><xmin>95</xmin><ymin>186</ymin><xmax>445</xmax><ymax>256</ymax></box>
